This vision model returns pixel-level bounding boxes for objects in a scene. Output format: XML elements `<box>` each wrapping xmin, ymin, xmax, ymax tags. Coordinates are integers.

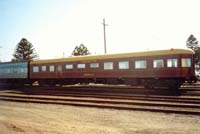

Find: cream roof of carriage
<box><xmin>31</xmin><ymin>49</ymin><xmax>194</xmax><ymax>64</ymax></box>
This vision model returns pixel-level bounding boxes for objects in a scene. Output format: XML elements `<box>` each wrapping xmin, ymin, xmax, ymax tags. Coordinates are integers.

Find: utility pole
<box><xmin>62</xmin><ymin>52</ymin><xmax>65</xmax><ymax>58</ymax></box>
<box><xmin>102</xmin><ymin>18</ymin><xmax>108</xmax><ymax>54</ymax></box>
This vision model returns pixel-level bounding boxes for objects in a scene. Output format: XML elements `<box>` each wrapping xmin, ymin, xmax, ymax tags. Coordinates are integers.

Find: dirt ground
<box><xmin>0</xmin><ymin>100</ymin><xmax>200</xmax><ymax>134</ymax></box>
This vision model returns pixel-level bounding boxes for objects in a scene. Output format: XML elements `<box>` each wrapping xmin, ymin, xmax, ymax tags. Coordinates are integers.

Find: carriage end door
<box><xmin>57</xmin><ymin>65</ymin><xmax>62</xmax><ymax>78</ymax></box>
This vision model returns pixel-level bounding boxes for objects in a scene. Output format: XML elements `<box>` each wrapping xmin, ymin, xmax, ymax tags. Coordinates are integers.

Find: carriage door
<box><xmin>57</xmin><ymin>65</ymin><xmax>62</xmax><ymax>78</ymax></box>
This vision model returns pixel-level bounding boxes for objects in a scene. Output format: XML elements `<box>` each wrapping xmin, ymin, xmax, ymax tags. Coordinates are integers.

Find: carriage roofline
<box><xmin>31</xmin><ymin>49</ymin><xmax>194</xmax><ymax>64</ymax></box>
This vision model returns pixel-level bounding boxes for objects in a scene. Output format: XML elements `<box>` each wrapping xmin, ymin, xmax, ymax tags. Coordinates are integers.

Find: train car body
<box><xmin>30</xmin><ymin>49</ymin><xmax>196</xmax><ymax>88</ymax></box>
<box><xmin>0</xmin><ymin>62</ymin><xmax>29</xmax><ymax>85</ymax></box>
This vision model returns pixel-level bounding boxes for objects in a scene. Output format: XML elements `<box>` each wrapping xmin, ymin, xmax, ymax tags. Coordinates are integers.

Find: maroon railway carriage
<box><xmin>30</xmin><ymin>49</ymin><xmax>196</xmax><ymax>88</ymax></box>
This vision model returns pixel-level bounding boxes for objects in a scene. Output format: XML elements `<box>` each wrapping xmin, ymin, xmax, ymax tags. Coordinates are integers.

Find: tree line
<box><xmin>186</xmin><ymin>34</ymin><xmax>200</xmax><ymax>65</ymax></box>
<box><xmin>10</xmin><ymin>35</ymin><xmax>200</xmax><ymax>67</ymax></box>
<box><xmin>12</xmin><ymin>38</ymin><xmax>91</xmax><ymax>62</ymax></box>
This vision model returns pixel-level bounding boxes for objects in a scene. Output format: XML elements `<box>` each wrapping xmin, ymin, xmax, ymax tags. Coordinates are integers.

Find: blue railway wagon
<box><xmin>0</xmin><ymin>62</ymin><xmax>28</xmax><ymax>79</ymax></box>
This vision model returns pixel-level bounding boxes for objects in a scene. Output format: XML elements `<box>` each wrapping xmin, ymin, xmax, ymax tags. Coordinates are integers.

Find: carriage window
<box><xmin>77</xmin><ymin>64</ymin><xmax>85</xmax><ymax>69</ymax></box>
<box><xmin>153</xmin><ymin>59</ymin><xmax>164</xmax><ymax>68</ymax></box>
<box><xmin>20</xmin><ymin>68</ymin><xmax>24</xmax><ymax>73</ymax></box>
<box><xmin>13</xmin><ymin>68</ymin><xmax>17</xmax><ymax>73</ymax></box>
<box><xmin>42</xmin><ymin>66</ymin><xmax>46</xmax><ymax>72</ymax></box>
<box><xmin>66</xmin><ymin>64</ymin><xmax>73</xmax><ymax>69</ymax></box>
<box><xmin>104</xmin><ymin>62</ymin><xmax>113</xmax><ymax>70</ymax></box>
<box><xmin>33</xmin><ymin>66</ymin><xmax>39</xmax><ymax>72</ymax></box>
<box><xmin>135</xmin><ymin>60</ymin><xmax>147</xmax><ymax>69</ymax></box>
<box><xmin>90</xmin><ymin>63</ymin><xmax>99</xmax><ymax>68</ymax></box>
<box><xmin>182</xmin><ymin>58</ymin><xmax>191</xmax><ymax>67</ymax></box>
<box><xmin>49</xmin><ymin>65</ymin><xmax>55</xmax><ymax>72</ymax></box>
<box><xmin>167</xmin><ymin>59</ymin><xmax>178</xmax><ymax>67</ymax></box>
<box><xmin>119</xmin><ymin>61</ymin><xmax>129</xmax><ymax>69</ymax></box>
<box><xmin>5</xmin><ymin>69</ymin><xmax>11</xmax><ymax>73</ymax></box>
<box><xmin>22</xmin><ymin>68</ymin><xmax>27</xmax><ymax>73</ymax></box>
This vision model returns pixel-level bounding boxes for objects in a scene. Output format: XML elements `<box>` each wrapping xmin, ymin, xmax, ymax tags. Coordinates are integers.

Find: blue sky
<box><xmin>0</xmin><ymin>0</ymin><xmax>76</xmax><ymax>61</ymax></box>
<box><xmin>1</xmin><ymin>0</ymin><xmax>200</xmax><ymax>61</ymax></box>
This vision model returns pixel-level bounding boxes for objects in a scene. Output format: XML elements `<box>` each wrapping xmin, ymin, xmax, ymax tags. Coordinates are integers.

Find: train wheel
<box><xmin>144</xmin><ymin>83</ymin><xmax>154</xmax><ymax>89</ymax></box>
<box><xmin>144</xmin><ymin>80</ymin><xmax>154</xmax><ymax>89</ymax></box>
<box><xmin>38</xmin><ymin>80</ymin><xmax>47</xmax><ymax>86</ymax></box>
<box><xmin>167</xmin><ymin>80</ymin><xmax>182</xmax><ymax>89</ymax></box>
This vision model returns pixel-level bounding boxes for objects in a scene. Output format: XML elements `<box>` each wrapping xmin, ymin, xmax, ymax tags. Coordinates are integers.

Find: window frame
<box><xmin>77</xmin><ymin>63</ymin><xmax>86</xmax><ymax>69</ymax></box>
<box><xmin>181</xmin><ymin>58</ymin><xmax>191</xmax><ymax>67</ymax></box>
<box><xmin>90</xmin><ymin>63</ymin><xmax>99</xmax><ymax>69</ymax></box>
<box><xmin>153</xmin><ymin>59</ymin><xmax>164</xmax><ymax>68</ymax></box>
<box><xmin>167</xmin><ymin>58</ymin><xmax>178</xmax><ymax>68</ymax></box>
<box><xmin>118</xmin><ymin>61</ymin><xmax>129</xmax><ymax>70</ymax></box>
<box><xmin>49</xmin><ymin>65</ymin><xmax>55</xmax><ymax>72</ymax></box>
<box><xmin>41</xmin><ymin>66</ymin><xmax>47</xmax><ymax>72</ymax></box>
<box><xmin>104</xmin><ymin>62</ymin><xmax>114</xmax><ymax>70</ymax></box>
<box><xmin>135</xmin><ymin>60</ymin><xmax>147</xmax><ymax>69</ymax></box>
<box><xmin>33</xmin><ymin>66</ymin><xmax>39</xmax><ymax>73</ymax></box>
<box><xmin>66</xmin><ymin>64</ymin><xmax>73</xmax><ymax>70</ymax></box>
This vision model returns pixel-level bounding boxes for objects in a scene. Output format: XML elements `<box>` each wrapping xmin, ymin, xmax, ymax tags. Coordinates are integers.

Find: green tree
<box><xmin>72</xmin><ymin>44</ymin><xmax>91</xmax><ymax>56</ymax></box>
<box><xmin>186</xmin><ymin>34</ymin><xmax>199</xmax><ymax>50</ymax></box>
<box><xmin>186</xmin><ymin>34</ymin><xmax>200</xmax><ymax>64</ymax></box>
<box><xmin>194</xmin><ymin>47</ymin><xmax>200</xmax><ymax>65</ymax></box>
<box><xmin>12</xmin><ymin>38</ymin><xmax>38</xmax><ymax>61</ymax></box>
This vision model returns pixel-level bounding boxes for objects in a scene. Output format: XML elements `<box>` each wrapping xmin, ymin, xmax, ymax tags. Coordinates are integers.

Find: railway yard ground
<box><xmin>0</xmin><ymin>84</ymin><xmax>200</xmax><ymax>134</ymax></box>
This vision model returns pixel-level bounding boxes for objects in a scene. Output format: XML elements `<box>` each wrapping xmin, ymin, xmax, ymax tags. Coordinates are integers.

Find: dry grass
<box><xmin>0</xmin><ymin>100</ymin><xmax>200</xmax><ymax>134</ymax></box>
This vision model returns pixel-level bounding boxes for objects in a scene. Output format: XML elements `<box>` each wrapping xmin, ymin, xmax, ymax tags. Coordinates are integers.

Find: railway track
<box><xmin>0</xmin><ymin>85</ymin><xmax>200</xmax><ymax>115</ymax></box>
